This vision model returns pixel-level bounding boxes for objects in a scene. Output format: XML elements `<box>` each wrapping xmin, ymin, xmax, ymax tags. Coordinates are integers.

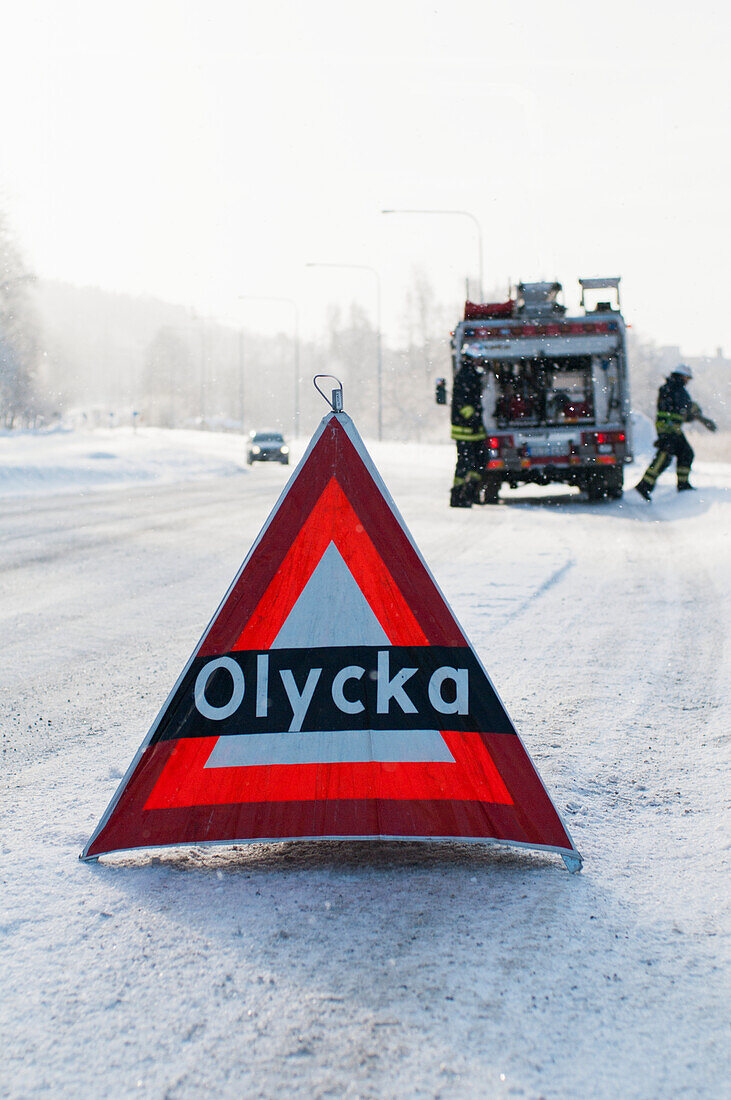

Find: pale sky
<box><xmin>1</xmin><ymin>0</ymin><xmax>729</xmax><ymax>353</ymax></box>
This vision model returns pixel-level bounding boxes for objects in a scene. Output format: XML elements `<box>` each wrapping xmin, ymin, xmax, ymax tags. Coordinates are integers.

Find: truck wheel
<box><xmin>480</xmin><ymin>474</ymin><xmax>502</xmax><ymax>505</ymax></box>
<box><xmin>585</xmin><ymin>470</ymin><xmax>623</xmax><ymax>501</ymax></box>
<box><xmin>585</xmin><ymin>472</ymin><xmax>607</xmax><ymax>500</ymax></box>
<box><xmin>586</xmin><ymin>469</ymin><xmax>624</xmax><ymax>500</ymax></box>
<box><xmin>606</xmin><ymin>468</ymin><xmax>624</xmax><ymax>499</ymax></box>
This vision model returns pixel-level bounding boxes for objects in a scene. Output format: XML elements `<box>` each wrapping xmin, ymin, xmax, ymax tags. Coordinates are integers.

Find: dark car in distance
<box><xmin>247</xmin><ymin>430</ymin><xmax>290</xmax><ymax>465</ymax></box>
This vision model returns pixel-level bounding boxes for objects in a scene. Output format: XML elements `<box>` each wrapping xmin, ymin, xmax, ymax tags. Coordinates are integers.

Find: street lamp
<box><xmin>381</xmin><ymin>208</ymin><xmax>484</xmax><ymax>301</ymax></box>
<box><xmin>238</xmin><ymin>296</ymin><xmax>301</xmax><ymax>436</ymax></box>
<box><xmin>305</xmin><ymin>262</ymin><xmax>383</xmax><ymax>441</ymax></box>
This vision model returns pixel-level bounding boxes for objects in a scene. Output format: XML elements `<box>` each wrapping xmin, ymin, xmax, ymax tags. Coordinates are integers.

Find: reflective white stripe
<box><xmin>462</xmin><ymin>333</ymin><xmax>617</xmax><ymax>357</ymax></box>
<box><xmin>204</xmin><ymin>730</ymin><xmax>454</xmax><ymax>767</ymax></box>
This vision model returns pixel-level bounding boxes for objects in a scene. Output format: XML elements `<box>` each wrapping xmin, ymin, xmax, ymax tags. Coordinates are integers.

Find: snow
<box><xmin>1</xmin><ymin>424</ymin><xmax>729</xmax><ymax>1098</ymax></box>
<box><xmin>0</xmin><ymin>426</ymin><xmax>250</xmax><ymax>499</ymax></box>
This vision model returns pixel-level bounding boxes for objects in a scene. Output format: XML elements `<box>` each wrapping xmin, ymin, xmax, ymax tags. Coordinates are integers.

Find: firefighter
<box><xmin>450</xmin><ymin>359</ymin><xmax>487</xmax><ymax>507</ymax></box>
<box><xmin>635</xmin><ymin>366</ymin><xmax>717</xmax><ymax>499</ymax></box>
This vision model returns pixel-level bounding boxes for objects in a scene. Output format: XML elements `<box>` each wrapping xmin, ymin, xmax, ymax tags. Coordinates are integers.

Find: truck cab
<box><xmin>445</xmin><ymin>278</ymin><xmax>632</xmax><ymax>502</ymax></box>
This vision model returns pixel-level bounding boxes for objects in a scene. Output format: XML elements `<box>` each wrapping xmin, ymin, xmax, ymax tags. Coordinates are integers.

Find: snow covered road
<box><xmin>1</xmin><ymin>427</ymin><xmax>729</xmax><ymax>1098</ymax></box>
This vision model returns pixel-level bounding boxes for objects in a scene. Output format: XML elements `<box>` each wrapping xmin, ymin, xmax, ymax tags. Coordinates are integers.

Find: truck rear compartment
<box><xmin>447</xmin><ymin>280</ymin><xmax>632</xmax><ymax>503</ymax></box>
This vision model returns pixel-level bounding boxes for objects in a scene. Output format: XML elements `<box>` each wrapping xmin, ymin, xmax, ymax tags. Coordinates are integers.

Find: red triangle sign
<box><xmin>83</xmin><ymin>413</ymin><xmax>582</xmax><ymax>871</ymax></box>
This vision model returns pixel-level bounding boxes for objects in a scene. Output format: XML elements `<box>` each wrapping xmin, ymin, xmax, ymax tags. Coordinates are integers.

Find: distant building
<box><xmin>657</xmin><ymin>346</ymin><xmax>683</xmax><ymax>371</ymax></box>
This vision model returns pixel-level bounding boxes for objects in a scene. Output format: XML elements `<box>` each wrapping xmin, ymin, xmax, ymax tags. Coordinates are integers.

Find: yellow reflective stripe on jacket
<box><xmin>451</xmin><ymin>426</ymin><xmax>486</xmax><ymax>441</ymax></box>
<box><xmin>656</xmin><ymin>411</ymin><xmax>685</xmax><ymax>432</ymax></box>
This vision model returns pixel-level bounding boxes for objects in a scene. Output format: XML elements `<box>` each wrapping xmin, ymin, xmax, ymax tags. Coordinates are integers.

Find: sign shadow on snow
<box><xmin>84</xmin><ymin>837</ymin><xmax>567</xmax><ymax>878</ymax></box>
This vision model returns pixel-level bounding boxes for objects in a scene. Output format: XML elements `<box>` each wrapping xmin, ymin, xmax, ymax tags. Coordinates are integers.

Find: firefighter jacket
<box><xmin>655</xmin><ymin>375</ymin><xmax>703</xmax><ymax>436</ymax></box>
<box><xmin>451</xmin><ymin>363</ymin><xmax>487</xmax><ymax>442</ymax></box>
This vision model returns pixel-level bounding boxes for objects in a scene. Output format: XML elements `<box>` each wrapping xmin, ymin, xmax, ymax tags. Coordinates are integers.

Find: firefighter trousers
<box><xmin>638</xmin><ymin>433</ymin><xmax>694</xmax><ymax>493</ymax></box>
<box><xmin>452</xmin><ymin>440</ymin><xmax>486</xmax><ymax>503</ymax></box>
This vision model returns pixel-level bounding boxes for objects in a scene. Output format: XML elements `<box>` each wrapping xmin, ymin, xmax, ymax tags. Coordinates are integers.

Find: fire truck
<box><xmin>438</xmin><ymin>278</ymin><xmax>633</xmax><ymax>502</ymax></box>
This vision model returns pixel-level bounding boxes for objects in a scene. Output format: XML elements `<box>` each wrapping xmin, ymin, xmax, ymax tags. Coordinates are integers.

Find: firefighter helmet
<box><xmin>671</xmin><ymin>364</ymin><xmax>693</xmax><ymax>380</ymax></box>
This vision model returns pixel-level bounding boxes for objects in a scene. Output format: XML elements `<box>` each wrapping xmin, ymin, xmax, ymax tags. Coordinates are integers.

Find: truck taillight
<box><xmin>581</xmin><ymin>430</ymin><xmax>626</xmax><ymax>446</ymax></box>
<box><xmin>488</xmin><ymin>435</ymin><xmax>513</xmax><ymax>450</ymax></box>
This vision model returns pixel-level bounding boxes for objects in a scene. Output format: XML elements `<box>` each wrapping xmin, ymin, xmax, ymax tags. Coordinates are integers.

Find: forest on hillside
<box><xmin>2</xmin><ymin>213</ymin><xmax>728</xmax><ymax>442</ymax></box>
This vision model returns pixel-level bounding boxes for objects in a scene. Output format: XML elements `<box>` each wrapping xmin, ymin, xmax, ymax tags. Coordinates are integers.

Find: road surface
<box><xmin>1</xmin><ymin>430</ymin><xmax>728</xmax><ymax>1098</ymax></box>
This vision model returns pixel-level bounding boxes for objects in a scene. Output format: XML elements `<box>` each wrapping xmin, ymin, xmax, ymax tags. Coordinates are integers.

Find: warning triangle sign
<box><xmin>83</xmin><ymin>412</ymin><xmax>581</xmax><ymax>871</ymax></box>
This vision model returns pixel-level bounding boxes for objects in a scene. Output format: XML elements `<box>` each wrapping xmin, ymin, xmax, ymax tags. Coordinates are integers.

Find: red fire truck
<box><xmin>439</xmin><ymin>278</ymin><xmax>633</xmax><ymax>502</ymax></box>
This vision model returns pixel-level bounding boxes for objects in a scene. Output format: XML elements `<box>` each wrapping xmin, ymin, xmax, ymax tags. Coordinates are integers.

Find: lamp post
<box><xmin>238</xmin><ymin>296</ymin><xmax>300</xmax><ymax>436</ymax></box>
<box><xmin>305</xmin><ymin>262</ymin><xmax>382</xmax><ymax>440</ymax></box>
<box><xmin>381</xmin><ymin>208</ymin><xmax>484</xmax><ymax>301</ymax></box>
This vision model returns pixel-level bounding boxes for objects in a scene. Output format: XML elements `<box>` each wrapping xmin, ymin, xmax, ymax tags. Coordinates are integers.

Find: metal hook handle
<box><xmin>313</xmin><ymin>374</ymin><xmax>344</xmax><ymax>413</ymax></box>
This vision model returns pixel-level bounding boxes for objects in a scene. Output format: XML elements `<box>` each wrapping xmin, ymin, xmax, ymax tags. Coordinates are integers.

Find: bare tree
<box><xmin>0</xmin><ymin>212</ymin><xmax>41</xmax><ymax>427</ymax></box>
<box><xmin>324</xmin><ymin>303</ymin><xmax>379</xmax><ymax>435</ymax></box>
<box><xmin>142</xmin><ymin>326</ymin><xmax>194</xmax><ymax>426</ymax></box>
<box><xmin>391</xmin><ymin>269</ymin><xmax>455</xmax><ymax>441</ymax></box>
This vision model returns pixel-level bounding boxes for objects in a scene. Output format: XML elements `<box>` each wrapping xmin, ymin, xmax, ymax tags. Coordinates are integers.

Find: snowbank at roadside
<box><xmin>0</xmin><ymin>427</ymin><xmax>253</xmax><ymax>499</ymax></box>
<box><xmin>0</xmin><ymin>411</ymin><xmax>718</xmax><ymax>504</ymax></box>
